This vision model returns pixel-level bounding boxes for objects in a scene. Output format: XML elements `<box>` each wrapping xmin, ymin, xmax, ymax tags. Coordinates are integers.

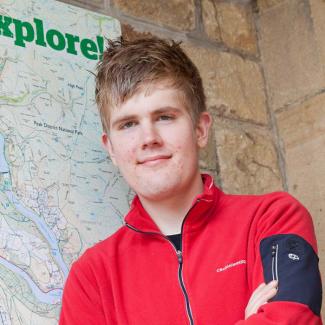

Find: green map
<box><xmin>0</xmin><ymin>0</ymin><xmax>130</xmax><ymax>323</ymax></box>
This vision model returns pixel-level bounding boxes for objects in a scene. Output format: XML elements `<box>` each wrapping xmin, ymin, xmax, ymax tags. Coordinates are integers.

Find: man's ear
<box><xmin>102</xmin><ymin>132</ymin><xmax>117</xmax><ymax>166</ymax></box>
<box><xmin>196</xmin><ymin>111</ymin><xmax>212</xmax><ymax>148</ymax></box>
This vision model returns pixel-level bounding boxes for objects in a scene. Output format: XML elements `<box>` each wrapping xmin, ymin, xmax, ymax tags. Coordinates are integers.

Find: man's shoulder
<box><xmin>73</xmin><ymin>224</ymin><xmax>131</xmax><ymax>269</ymax></box>
<box><xmin>221</xmin><ymin>189</ymin><xmax>301</xmax><ymax>208</ymax></box>
<box><xmin>218</xmin><ymin>189</ymin><xmax>310</xmax><ymax>222</ymax></box>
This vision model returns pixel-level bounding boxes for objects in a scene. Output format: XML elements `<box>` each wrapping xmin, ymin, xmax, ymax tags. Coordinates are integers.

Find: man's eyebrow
<box><xmin>152</xmin><ymin>106</ymin><xmax>182</xmax><ymax>115</ymax></box>
<box><xmin>111</xmin><ymin>115</ymin><xmax>138</xmax><ymax>129</ymax></box>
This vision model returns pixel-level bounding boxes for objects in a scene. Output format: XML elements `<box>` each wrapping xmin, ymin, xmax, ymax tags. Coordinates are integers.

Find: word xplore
<box><xmin>0</xmin><ymin>15</ymin><xmax>104</xmax><ymax>60</ymax></box>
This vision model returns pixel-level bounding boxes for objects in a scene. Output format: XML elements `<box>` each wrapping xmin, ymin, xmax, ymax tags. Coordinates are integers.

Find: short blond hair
<box><xmin>95</xmin><ymin>37</ymin><xmax>206</xmax><ymax>133</ymax></box>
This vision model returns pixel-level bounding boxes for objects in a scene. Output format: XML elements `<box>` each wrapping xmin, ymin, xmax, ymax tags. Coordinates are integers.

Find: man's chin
<box><xmin>137</xmin><ymin>182</ymin><xmax>177</xmax><ymax>202</ymax></box>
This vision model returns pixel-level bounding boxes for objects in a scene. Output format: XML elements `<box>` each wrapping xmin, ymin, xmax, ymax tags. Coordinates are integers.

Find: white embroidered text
<box><xmin>216</xmin><ymin>260</ymin><xmax>247</xmax><ymax>272</ymax></box>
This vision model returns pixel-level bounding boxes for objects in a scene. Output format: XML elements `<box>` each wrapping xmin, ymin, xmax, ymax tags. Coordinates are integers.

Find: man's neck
<box><xmin>138</xmin><ymin>174</ymin><xmax>204</xmax><ymax>235</ymax></box>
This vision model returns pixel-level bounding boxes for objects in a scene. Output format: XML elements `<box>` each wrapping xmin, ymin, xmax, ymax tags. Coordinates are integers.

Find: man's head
<box><xmin>96</xmin><ymin>37</ymin><xmax>211</xmax><ymax>202</ymax></box>
<box><xmin>95</xmin><ymin>37</ymin><xmax>207</xmax><ymax>133</ymax></box>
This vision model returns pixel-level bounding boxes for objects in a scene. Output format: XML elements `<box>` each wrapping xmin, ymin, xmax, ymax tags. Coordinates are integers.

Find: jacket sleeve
<box><xmin>59</xmin><ymin>257</ymin><xmax>106</xmax><ymax>325</ymax></box>
<box><xmin>235</xmin><ymin>192</ymin><xmax>323</xmax><ymax>324</ymax></box>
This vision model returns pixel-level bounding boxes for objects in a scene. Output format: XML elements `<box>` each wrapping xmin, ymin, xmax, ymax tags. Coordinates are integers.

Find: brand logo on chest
<box><xmin>216</xmin><ymin>259</ymin><xmax>247</xmax><ymax>272</ymax></box>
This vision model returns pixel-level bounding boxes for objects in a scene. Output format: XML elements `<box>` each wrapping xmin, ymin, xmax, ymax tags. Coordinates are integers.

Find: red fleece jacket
<box><xmin>59</xmin><ymin>175</ymin><xmax>323</xmax><ymax>324</ymax></box>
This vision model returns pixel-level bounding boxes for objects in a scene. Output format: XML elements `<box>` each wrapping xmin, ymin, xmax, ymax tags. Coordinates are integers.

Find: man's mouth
<box><xmin>138</xmin><ymin>155</ymin><xmax>172</xmax><ymax>165</ymax></box>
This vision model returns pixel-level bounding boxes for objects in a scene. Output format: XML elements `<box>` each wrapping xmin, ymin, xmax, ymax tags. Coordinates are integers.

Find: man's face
<box><xmin>102</xmin><ymin>85</ymin><xmax>211</xmax><ymax>202</ymax></box>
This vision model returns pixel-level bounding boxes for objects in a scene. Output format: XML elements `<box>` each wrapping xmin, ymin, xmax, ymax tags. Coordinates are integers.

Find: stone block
<box><xmin>201</xmin><ymin>0</ymin><xmax>222</xmax><ymax>43</ymax></box>
<box><xmin>202</xmin><ymin>0</ymin><xmax>257</xmax><ymax>55</ymax></box>
<box><xmin>259</xmin><ymin>0</ymin><xmax>325</xmax><ymax>111</ymax></box>
<box><xmin>112</xmin><ymin>0</ymin><xmax>195</xmax><ymax>31</ymax></box>
<box><xmin>257</xmin><ymin>0</ymin><xmax>287</xmax><ymax>12</ymax></box>
<box><xmin>276</xmin><ymin>93</ymin><xmax>325</xmax><ymax>279</ymax></box>
<box><xmin>121</xmin><ymin>24</ymin><xmax>153</xmax><ymax>41</ymax></box>
<box><xmin>214</xmin><ymin>118</ymin><xmax>282</xmax><ymax>194</ymax></box>
<box><xmin>184</xmin><ymin>45</ymin><xmax>268</xmax><ymax>124</ymax></box>
<box><xmin>310</xmin><ymin>0</ymin><xmax>325</xmax><ymax>77</ymax></box>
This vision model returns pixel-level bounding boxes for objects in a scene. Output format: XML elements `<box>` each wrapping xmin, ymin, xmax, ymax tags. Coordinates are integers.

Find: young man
<box><xmin>59</xmin><ymin>37</ymin><xmax>322</xmax><ymax>324</ymax></box>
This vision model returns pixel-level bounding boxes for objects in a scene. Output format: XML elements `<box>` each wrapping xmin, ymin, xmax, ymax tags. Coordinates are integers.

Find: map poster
<box><xmin>0</xmin><ymin>0</ymin><xmax>130</xmax><ymax>323</ymax></box>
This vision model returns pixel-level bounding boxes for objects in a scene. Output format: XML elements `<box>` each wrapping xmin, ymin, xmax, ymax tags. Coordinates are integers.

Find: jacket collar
<box><xmin>124</xmin><ymin>174</ymin><xmax>222</xmax><ymax>234</ymax></box>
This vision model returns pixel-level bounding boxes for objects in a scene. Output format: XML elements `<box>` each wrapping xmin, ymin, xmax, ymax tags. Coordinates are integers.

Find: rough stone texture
<box><xmin>259</xmin><ymin>0</ymin><xmax>325</xmax><ymax>111</ymax></box>
<box><xmin>184</xmin><ymin>45</ymin><xmax>268</xmax><ymax>124</ymax></box>
<box><xmin>202</xmin><ymin>0</ymin><xmax>257</xmax><ymax>55</ymax></box>
<box><xmin>257</xmin><ymin>0</ymin><xmax>287</xmax><ymax>11</ymax></box>
<box><xmin>276</xmin><ymin>93</ymin><xmax>325</xmax><ymax>302</ymax></box>
<box><xmin>201</xmin><ymin>0</ymin><xmax>222</xmax><ymax>43</ymax></box>
<box><xmin>121</xmin><ymin>24</ymin><xmax>153</xmax><ymax>41</ymax></box>
<box><xmin>214</xmin><ymin>118</ymin><xmax>282</xmax><ymax>194</ymax></box>
<box><xmin>310</xmin><ymin>0</ymin><xmax>325</xmax><ymax>76</ymax></box>
<box><xmin>112</xmin><ymin>0</ymin><xmax>195</xmax><ymax>31</ymax></box>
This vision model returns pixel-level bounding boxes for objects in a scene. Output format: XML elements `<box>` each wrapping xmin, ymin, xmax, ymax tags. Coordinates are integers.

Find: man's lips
<box><xmin>137</xmin><ymin>155</ymin><xmax>172</xmax><ymax>164</ymax></box>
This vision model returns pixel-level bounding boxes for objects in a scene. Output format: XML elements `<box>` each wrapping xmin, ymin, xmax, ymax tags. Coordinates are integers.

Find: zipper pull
<box><xmin>176</xmin><ymin>250</ymin><xmax>183</xmax><ymax>264</ymax></box>
<box><xmin>271</xmin><ymin>244</ymin><xmax>278</xmax><ymax>282</ymax></box>
<box><xmin>271</xmin><ymin>245</ymin><xmax>276</xmax><ymax>257</ymax></box>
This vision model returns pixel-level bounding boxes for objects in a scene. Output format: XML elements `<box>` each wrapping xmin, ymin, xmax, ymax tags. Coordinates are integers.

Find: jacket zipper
<box><xmin>271</xmin><ymin>243</ymin><xmax>279</xmax><ymax>281</ymax></box>
<box><xmin>125</xmin><ymin>199</ymin><xmax>201</xmax><ymax>325</ymax></box>
<box><xmin>176</xmin><ymin>249</ymin><xmax>194</xmax><ymax>325</ymax></box>
<box><xmin>174</xmin><ymin>200</ymin><xmax>199</xmax><ymax>325</ymax></box>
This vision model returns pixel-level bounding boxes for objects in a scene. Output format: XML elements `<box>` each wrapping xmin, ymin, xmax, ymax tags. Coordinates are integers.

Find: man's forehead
<box><xmin>110</xmin><ymin>85</ymin><xmax>185</xmax><ymax>115</ymax></box>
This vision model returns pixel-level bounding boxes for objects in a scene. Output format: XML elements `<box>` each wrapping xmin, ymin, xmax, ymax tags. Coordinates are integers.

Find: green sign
<box><xmin>0</xmin><ymin>15</ymin><xmax>104</xmax><ymax>60</ymax></box>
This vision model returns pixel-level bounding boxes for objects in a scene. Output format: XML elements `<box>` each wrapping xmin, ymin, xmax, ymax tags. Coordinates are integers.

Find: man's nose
<box><xmin>140</xmin><ymin>122</ymin><xmax>163</xmax><ymax>149</ymax></box>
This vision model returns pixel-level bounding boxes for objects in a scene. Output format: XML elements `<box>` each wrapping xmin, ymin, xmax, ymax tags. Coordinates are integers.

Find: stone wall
<box><xmin>58</xmin><ymin>0</ymin><xmax>325</xmax><ymax>318</ymax></box>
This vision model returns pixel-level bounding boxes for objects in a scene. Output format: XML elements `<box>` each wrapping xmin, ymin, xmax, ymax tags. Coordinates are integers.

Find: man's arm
<box><xmin>237</xmin><ymin>192</ymin><xmax>322</xmax><ymax>324</ymax></box>
<box><xmin>59</xmin><ymin>258</ymin><xmax>106</xmax><ymax>325</ymax></box>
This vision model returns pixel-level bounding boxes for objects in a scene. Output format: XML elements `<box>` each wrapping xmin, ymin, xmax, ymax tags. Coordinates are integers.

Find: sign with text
<box><xmin>0</xmin><ymin>0</ymin><xmax>129</xmax><ymax>323</ymax></box>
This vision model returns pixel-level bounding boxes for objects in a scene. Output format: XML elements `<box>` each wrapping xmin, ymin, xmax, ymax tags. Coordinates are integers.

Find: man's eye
<box><xmin>120</xmin><ymin>121</ymin><xmax>136</xmax><ymax>129</ymax></box>
<box><xmin>158</xmin><ymin>115</ymin><xmax>174</xmax><ymax>121</ymax></box>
